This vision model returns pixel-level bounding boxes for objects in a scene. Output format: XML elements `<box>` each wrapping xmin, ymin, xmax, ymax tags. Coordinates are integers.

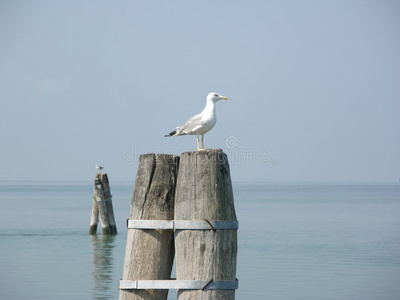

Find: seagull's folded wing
<box><xmin>179</xmin><ymin>114</ymin><xmax>204</xmax><ymax>134</ymax></box>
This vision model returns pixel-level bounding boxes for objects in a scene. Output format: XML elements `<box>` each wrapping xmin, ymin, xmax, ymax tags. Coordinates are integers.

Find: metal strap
<box><xmin>119</xmin><ymin>279</ymin><xmax>239</xmax><ymax>290</ymax></box>
<box><xmin>127</xmin><ymin>220</ymin><xmax>239</xmax><ymax>230</ymax></box>
<box><xmin>95</xmin><ymin>196</ymin><xmax>112</xmax><ymax>202</ymax></box>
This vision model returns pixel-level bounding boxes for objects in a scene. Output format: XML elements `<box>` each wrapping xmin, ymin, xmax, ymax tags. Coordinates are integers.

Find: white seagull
<box><xmin>95</xmin><ymin>165</ymin><xmax>104</xmax><ymax>173</ymax></box>
<box><xmin>164</xmin><ymin>92</ymin><xmax>228</xmax><ymax>151</ymax></box>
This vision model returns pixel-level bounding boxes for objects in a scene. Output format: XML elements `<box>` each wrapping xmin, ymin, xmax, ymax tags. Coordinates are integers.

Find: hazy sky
<box><xmin>1</xmin><ymin>0</ymin><xmax>399</xmax><ymax>183</ymax></box>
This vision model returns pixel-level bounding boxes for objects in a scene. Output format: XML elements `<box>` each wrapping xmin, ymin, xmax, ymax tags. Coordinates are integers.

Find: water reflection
<box><xmin>91</xmin><ymin>235</ymin><xmax>116</xmax><ymax>300</ymax></box>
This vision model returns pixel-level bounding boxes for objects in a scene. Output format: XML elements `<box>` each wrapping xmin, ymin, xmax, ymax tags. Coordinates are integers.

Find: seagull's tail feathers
<box><xmin>165</xmin><ymin>129</ymin><xmax>178</xmax><ymax>137</ymax></box>
<box><xmin>164</xmin><ymin>131</ymin><xmax>174</xmax><ymax>137</ymax></box>
<box><xmin>165</xmin><ymin>126</ymin><xmax>186</xmax><ymax>137</ymax></box>
<box><xmin>164</xmin><ymin>130</ymin><xmax>187</xmax><ymax>137</ymax></box>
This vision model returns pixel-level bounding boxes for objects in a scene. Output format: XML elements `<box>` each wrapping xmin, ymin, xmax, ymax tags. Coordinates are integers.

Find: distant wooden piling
<box><xmin>174</xmin><ymin>149</ymin><xmax>238</xmax><ymax>300</ymax></box>
<box><xmin>100</xmin><ymin>173</ymin><xmax>117</xmax><ymax>234</ymax></box>
<box><xmin>119</xmin><ymin>154</ymin><xmax>179</xmax><ymax>300</ymax></box>
<box><xmin>89</xmin><ymin>191</ymin><xmax>100</xmax><ymax>235</ymax></box>
<box><xmin>90</xmin><ymin>173</ymin><xmax>117</xmax><ymax>235</ymax></box>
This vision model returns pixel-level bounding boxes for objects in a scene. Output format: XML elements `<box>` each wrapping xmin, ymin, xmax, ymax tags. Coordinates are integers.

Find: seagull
<box><xmin>164</xmin><ymin>92</ymin><xmax>228</xmax><ymax>151</ymax></box>
<box><xmin>95</xmin><ymin>165</ymin><xmax>104</xmax><ymax>173</ymax></box>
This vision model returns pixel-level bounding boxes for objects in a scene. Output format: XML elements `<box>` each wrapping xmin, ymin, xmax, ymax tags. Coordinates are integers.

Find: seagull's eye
<box><xmin>214</xmin><ymin>94</ymin><xmax>218</xmax><ymax>97</ymax></box>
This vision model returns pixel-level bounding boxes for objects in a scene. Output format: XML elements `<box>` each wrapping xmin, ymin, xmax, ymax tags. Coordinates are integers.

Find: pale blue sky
<box><xmin>1</xmin><ymin>0</ymin><xmax>399</xmax><ymax>182</ymax></box>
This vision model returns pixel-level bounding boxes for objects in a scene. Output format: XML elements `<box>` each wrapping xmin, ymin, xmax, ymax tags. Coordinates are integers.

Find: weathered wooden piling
<box><xmin>90</xmin><ymin>173</ymin><xmax>117</xmax><ymax>235</ymax></box>
<box><xmin>119</xmin><ymin>154</ymin><xmax>179</xmax><ymax>300</ymax></box>
<box><xmin>100</xmin><ymin>173</ymin><xmax>117</xmax><ymax>234</ymax></box>
<box><xmin>174</xmin><ymin>149</ymin><xmax>238</xmax><ymax>300</ymax></box>
<box><xmin>119</xmin><ymin>149</ymin><xmax>238</xmax><ymax>299</ymax></box>
<box><xmin>89</xmin><ymin>194</ymin><xmax>100</xmax><ymax>235</ymax></box>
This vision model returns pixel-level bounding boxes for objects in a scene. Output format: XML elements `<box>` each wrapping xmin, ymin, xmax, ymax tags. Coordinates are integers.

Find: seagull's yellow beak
<box><xmin>220</xmin><ymin>96</ymin><xmax>228</xmax><ymax>100</ymax></box>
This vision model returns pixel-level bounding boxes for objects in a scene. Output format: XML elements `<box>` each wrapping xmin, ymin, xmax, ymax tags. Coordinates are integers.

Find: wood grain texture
<box><xmin>174</xmin><ymin>149</ymin><xmax>237</xmax><ymax>300</ymax></box>
<box><xmin>120</xmin><ymin>154</ymin><xmax>179</xmax><ymax>300</ymax></box>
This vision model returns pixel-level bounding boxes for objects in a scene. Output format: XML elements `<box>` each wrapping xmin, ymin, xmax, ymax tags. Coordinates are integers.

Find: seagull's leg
<box><xmin>197</xmin><ymin>136</ymin><xmax>200</xmax><ymax>151</ymax></box>
<box><xmin>201</xmin><ymin>135</ymin><xmax>205</xmax><ymax>150</ymax></box>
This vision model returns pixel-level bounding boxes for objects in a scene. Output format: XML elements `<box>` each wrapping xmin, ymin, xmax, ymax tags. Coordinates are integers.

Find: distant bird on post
<box><xmin>164</xmin><ymin>92</ymin><xmax>228</xmax><ymax>151</ymax></box>
<box><xmin>95</xmin><ymin>165</ymin><xmax>104</xmax><ymax>173</ymax></box>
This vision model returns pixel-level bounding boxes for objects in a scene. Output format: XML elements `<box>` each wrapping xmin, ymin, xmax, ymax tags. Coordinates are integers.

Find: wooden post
<box><xmin>100</xmin><ymin>173</ymin><xmax>117</xmax><ymax>234</ymax></box>
<box><xmin>119</xmin><ymin>153</ymin><xmax>179</xmax><ymax>300</ymax></box>
<box><xmin>174</xmin><ymin>149</ymin><xmax>238</xmax><ymax>300</ymax></box>
<box><xmin>89</xmin><ymin>194</ymin><xmax>99</xmax><ymax>234</ymax></box>
<box><xmin>90</xmin><ymin>173</ymin><xmax>117</xmax><ymax>235</ymax></box>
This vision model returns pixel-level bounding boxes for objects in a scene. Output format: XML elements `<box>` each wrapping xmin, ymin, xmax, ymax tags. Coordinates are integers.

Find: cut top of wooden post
<box><xmin>175</xmin><ymin>148</ymin><xmax>236</xmax><ymax>221</ymax></box>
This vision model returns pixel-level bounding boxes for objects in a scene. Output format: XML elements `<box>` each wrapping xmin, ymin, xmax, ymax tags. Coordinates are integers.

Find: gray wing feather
<box><xmin>177</xmin><ymin>114</ymin><xmax>204</xmax><ymax>134</ymax></box>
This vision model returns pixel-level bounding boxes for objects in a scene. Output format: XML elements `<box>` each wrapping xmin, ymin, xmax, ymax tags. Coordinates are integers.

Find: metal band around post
<box><xmin>127</xmin><ymin>220</ymin><xmax>238</xmax><ymax>230</ymax></box>
<box><xmin>119</xmin><ymin>279</ymin><xmax>239</xmax><ymax>290</ymax></box>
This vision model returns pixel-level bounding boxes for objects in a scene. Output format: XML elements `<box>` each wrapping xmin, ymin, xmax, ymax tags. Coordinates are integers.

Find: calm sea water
<box><xmin>0</xmin><ymin>181</ymin><xmax>399</xmax><ymax>300</ymax></box>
